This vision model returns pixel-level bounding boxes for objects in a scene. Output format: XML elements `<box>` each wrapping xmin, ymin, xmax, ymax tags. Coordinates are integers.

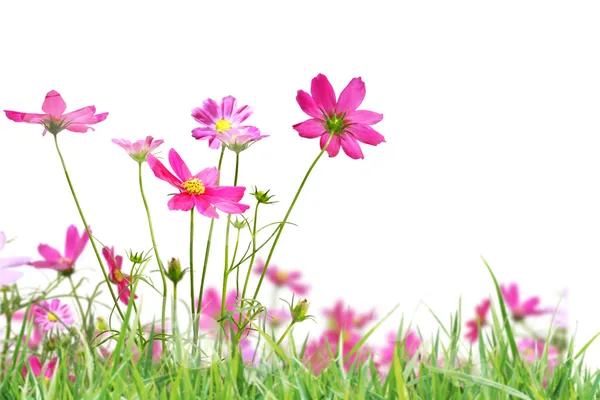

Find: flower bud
<box><xmin>231</xmin><ymin>218</ymin><xmax>247</xmax><ymax>230</ymax></box>
<box><xmin>251</xmin><ymin>186</ymin><xmax>277</xmax><ymax>205</ymax></box>
<box><xmin>96</xmin><ymin>316</ymin><xmax>109</xmax><ymax>332</ymax></box>
<box><xmin>291</xmin><ymin>299</ymin><xmax>310</xmax><ymax>323</ymax></box>
<box><xmin>127</xmin><ymin>250</ymin><xmax>149</xmax><ymax>264</ymax></box>
<box><xmin>166</xmin><ymin>258</ymin><xmax>185</xmax><ymax>284</ymax></box>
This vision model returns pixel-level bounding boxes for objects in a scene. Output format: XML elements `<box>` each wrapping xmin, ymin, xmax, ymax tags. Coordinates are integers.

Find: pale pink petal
<box><xmin>193</xmin><ymin>196</ymin><xmax>219</xmax><ymax>218</ymax></box>
<box><xmin>168</xmin><ymin>149</ymin><xmax>192</xmax><ymax>182</ymax></box>
<box><xmin>296</xmin><ymin>90</ymin><xmax>322</xmax><ymax>118</ymax></box>
<box><xmin>347</xmin><ymin>124</ymin><xmax>385</xmax><ymax>146</ymax></box>
<box><xmin>203</xmin><ymin>186</ymin><xmax>245</xmax><ymax>203</ymax></box>
<box><xmin>41</xmin><ymin>90</ymin><xmax>67</xmax><ymax>116</ymax></box>
<box><xmin>293</xmin><ymin>118</ymin><xmax>326</xmax><ymax>138</ymax></box>
<box><xmin>311</xmin><ymin>74</ymin><xmax>336</xmax><ymax>115</ymax></box>
<box><xmin>167</xmin><ymin>193</ymin><xmax>195</xmax><ymax>211</ymax></box>
<box><xmin>220</xmin><ymin>96</ymin><xmax>237</xmax><ymax>120</ymax></box>
<box><xmin>0</xmin><ymin>232</ymin><xmax>5</xmax><ymax>250</ymax></box>
<box><xmin>0</xmin><ymin>268</ymin><xmax>24</xmax><ymax>286</ymax></box>
<box><xmin>231</xmin><ymin>104</ymin><xmax>253</xmax><ymax>124</ymax></box>
<box><xmin>0</xmin><ymin>256</ymin><xmax>30</xmax><ymax>269</ymax></box>
<box><xmin>208</xmin><ymin>136</ymin><xmax>222</xmax><ymax>149</ymax></box>
<box><xmin>63</xmin><ymin>106</ymin><xmax>95</xmax><ymax>123</ymax></box>
<box><xmin>147</xmin><ymin>154</ymin><xmax>184</xmax><ymax>189</ymax></box>
<box><xmin>192</xmin><ymin>127</ymin><xmax>217</xmax><ymax>139</ymax></box>
<box><xmin>321</xmin><ymin>134</ymin><xmax>341</xmax><ymax>157</ymax></box>
<box><xmin>28</xmin><ymin>260</ymin><xmax>59</xmax><ymax>269</ymax></box>
<box><xmin>203</xmin><ymin>98</ymin><xmax>221</xmax><ymax>122</ymax></box>
<box><xmin>346</xmin><ymin>110</ymin><xmax>384</xmax><ymax>125</ymax></box>
<box><xmin>4</xmin><ymin>111</ymin><xmax>45</xmax><ymax>124</ymax></box>
<box><xmin>337</xmin><ymin>78</ymin><xmax>366</xmax><ymax>113</ymax></box>
<box><xmin>37</xmin><ymin>244</ymin><xmax>62</xmax><ymax>262</ymax></box>
<box><xmin>194</xmin><ymin>167</ymin><xmax>220</xmax><ymax>187</ymax></box>
<box><xmin>65</xmin><ymin>124</ymin><xmax>92</xmax><ymax>133</ymax></box>
<box><xmin>213</xmin><ymin>201</ymin><xmax>249</xmax><ymax>215</ymax></box>
<box><xmin>340</xmin><ymin>135</ymin><xmax>364</xmax><ymax>159</ymax></box>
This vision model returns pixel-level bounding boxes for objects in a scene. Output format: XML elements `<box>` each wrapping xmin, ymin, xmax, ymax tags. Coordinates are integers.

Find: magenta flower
<box><xmin>147</xmin><ymin>149</ymin><xmax>250</xmax><ymax>218</ymax></box>
<box><xmin>501</xmin><ymin>283</ymin><xmax>548</xmax><ymax>320</ymax></box>
<box><xmin>253</xmin><ymin>258</ymin><xmax>309</xmax><ymax>295</ymax></box>
<box><xmin>102</xmin><ymin>246</ymin><xmax>137</xmax><ymax>305</ymax></box>
<box><xmin>198</xmin><ymin>287</ymin><xmax>238</xmax><ymax>331</ymax></box>
<box><xmin>112</xmin><ymin>136</ymin><xmax>164</xmax><ymax>163</ymax></box>
<box><xmin>4</xmin><ymin>90</ymin><xmax>108</xmax><ymax>136</ymax></box>
<box><xmin>517</xmin><ymin>338</ymin><xmax>559</xmax><ymax>367</ymax></box>
<box><xmin>304</xmin><ymin>331</ymin><xmax>370</xmax><ymax>375</ymax></box>
<box><xmin>293</xmin><ymin>73</ymin><xmax>385</xmax><ymax>159</ymax></box>
<box><xmin>29</xmin><ymin>225</ymin><xmax>89</xmax><ymax>274</ymax></box>
<box><xmin>216</xmin><ymin>126</ymin><xmax>268</xmax><ymax>153</ymax></box>
<box><xmin>323</xmin><ymin>300</ymin><xmax>375</xmax><ymax>334</ymax></box>
<box><xmin>33</xmin><ymin>299</ymin><xmax>74</xmax><ymax>332</ymax></box>
<box><xmin>22</xmin><ymin>356</ymin><xmax>75</xmax><ymax>382</ymax></box>
<box><xmin>465</xmin><ymin>299</ymin><xmax>491</xmax><ymax>343</ymax></box>
<box><xmin>0</xmin><ymin>232</ymin><xmax>30</xmax><ymax>286</ymax></box>
<box><xmin>379</xmin><ymin>330</ymin><xmax>422</xmax><ymax>366</ymax></box>
<box><xmin>191</xmin><ymin>96</ymin><xmax>259</xmax><ymax>149</ymax></box>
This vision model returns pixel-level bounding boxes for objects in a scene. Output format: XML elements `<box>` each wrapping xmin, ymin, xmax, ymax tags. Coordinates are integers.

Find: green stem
<box><xmin>189</xmin><ymin>208</ymin><xmax>197</xmax><ymax>351</ymax></box>
<box><xmin>252</xmin><ymin>134</ymin><xmax>333</xmax><ymax>300</ymax></box>
<box><xmin>68</xmin><ymin>276</ymin><xmax>87</xmax><ymax>334</ymax></box>
<box><xmin>197</xmin><ymin>146</ymin><xmax>226</xmax><ymax>348</ymax></box>
<box><xmin>232</xmin><ymin>228</ymin><xmax>241</xmax><ymax>294</ymax></box>
<box><xmin>0</xmin><ymin>291</ymin><xmax>12</xmax><ymax>381</ymax></box>
<box><xmin>138</xmin><ymin>161</ymin><xmax>168</xmax><ymax>349</ymax></box>
<box><xmin>221</xmin><ymin>152</ymin><xmax>240</xmax><ymax>320</ymax></box>
<box><xmin>241</xmin><ymin>203</ymin><xmax>260</xmax><ymax>302</ymax></box>
<box><xmin>53</xmin><ymin>134</ymin><xmax>125</xmax><ymax>320</ymax></box>
<box><xmin>276</xmin><ymin>321</ymin><xmax>295</xmax><ymax>346</ymax></box>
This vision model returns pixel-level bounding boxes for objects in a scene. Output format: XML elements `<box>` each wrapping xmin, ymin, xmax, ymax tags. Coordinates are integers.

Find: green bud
<box><xmin>231</xmin><ymin>217</ymin><xmax>247</xmax><ymax>230</ymax></box>
<box><xmin>251</xmin><ymin>186</ymin><xmax>277</xmax><ymax>205</ymax></box>
<box><xmin>96</xmin><ymin>316</ymin><xmax>109</xmax><ymax>332</ymax></box>
<box><xmin>166</xmin><ymin>258</ymin><xmax>185</xmax><ymax>284</ymax></box>
<box><xmin>291</xmin><ymin>299</ymin><xmax>310</xmax><ymax>323</ymax></box>
<box><xmin>127</xmin><ymin>249</ymin><xmax>150</xmax><ymax>264</ymax></box>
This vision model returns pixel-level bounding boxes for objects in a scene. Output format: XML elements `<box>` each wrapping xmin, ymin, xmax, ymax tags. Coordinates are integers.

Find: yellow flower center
<box><xmin>524</xmin><ymin>348</ymin><xmax>534</xmax><ymax>356</ymax></box>
<box><xmin>113</xmin><ymin>269</ymin><xmax>124</xmax><ymax>283</ymax></box>
<box><xmin>48</xmin><ymin>312</ymin><xmax>58</xmax><ymax>322</ymax></box>
<box><xmin>215</xmin><ymin>118</ymin><xmax>232</xmax><ymax>133</ymax></box>
<box><xmin>183</xmin><ymin>178</ymin><xmax>206</xmax><ymax>195</ymax></box>
<box><xmin>275</xmin><ymin>270</ymin><xmax>289</xmax><ymax>282</ymax></box>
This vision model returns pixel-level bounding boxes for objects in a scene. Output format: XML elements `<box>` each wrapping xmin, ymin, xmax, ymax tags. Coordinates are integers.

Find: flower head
<box><xmin>0</xmin><ymin>231</ymin><xmax>30</xmax><ymax>286</ymax></box>
<box><xmin>198</xmin><ymin>287</ymin><xmax>238</xmax><ymax>331</ymax></box>
<box><xmin>4</xmin><ymin>90</ymin><xmax>108</xmax><ymax>135</ymax></box>
<box><xmin>33</xmin><ymin>300</ymin><xmax>74</xmax><ymax>332</ymax></box>
<box><xmin>378</xmin><ymin>330</ymin><xmax>422</xmax><ymax>367</ymax></box>
<box><xmin>293</xmin><ymin>74</ymin><xmax>385</xmax><ymax>159</ymax></box>
<box><xmin>253</xmin><ymin>258</ymin><xmax>309</xmax><ymax>295</ymax></box>
<box><xmin>304</xmin><ymin>331</ymin><xmax>370</xmax><ymax>375</ymax></box>
<box><xmin>323</xmin><ymin>299</ymin><xmax>375</xmax><ymax>334</ymax></box>
<box><xmin>147</xmin><ymin>149</ymin><xmax>250</xmax><ymax>218</ymax></box>
<box><xmin>112</xmin><ymin>136</ymin><xmax>164</xmax><ymax>163</ymax></box>
<box><xmin>102</xmin><ymin>246</ymin><xmax>138</xmax><ymax>305</ymax></box>
<box><xmin>192</xmin><ymin>96</ymin><xmax>264</xmax><ymax>150</ymax></box>
<box><xmin>518</xmin><ymin>338</ymin><xmax>559</xmax><ymax>367</ymax></box>
<box><xmin>12</xmin><ymin>310</ymin><xmax>44</xmax><ymax>349</ymax></box>
<box><xmin>29</xmin><ymin>225</ymin><xmax>89</xmax><ymax>276</ymax></box>
<box><xmin>266</xmin><ymin>308</ymin><xmax>290</xmax><ymax>329</ymax></box>
<box><xmin>501</xmin><ymin>283</ymin><xmax>548</xmax><ymax>321</ymax></box>
<box><xmin>465</xmin><ymin>299</ymin><xmax>491</xmax><ymax>343</ymax></box>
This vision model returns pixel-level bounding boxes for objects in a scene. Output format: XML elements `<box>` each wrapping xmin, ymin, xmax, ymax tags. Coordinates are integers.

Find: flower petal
<box><xmin>194</xmin><ymin>167</ymin><xmax>219</xmax><ymax>187</ymax></box>
<box><xmin>4</xmin><ymin>111</ymin><xmax>45</xmax><ymax>124</ymax></box>
<box><xmin>220</xmin><ymin>96</ymin><xmax>237</xmax><ymax>120</ymax></box>
<box><xmin>193</xmin><ymin>196</ymin><xmax>219</xmax><ymax>218</ymax></box>
<box><xmin>311</xmin><ymin>74</ymin><xmax>336</xmax><ymax>115</ymax></box>
<box><xmin>41</xmin><ymin>90</ymin><xmax>67</xmax><ymax>116</ymax></box>
<box><xmin>337</xmin><ymin>77</ymin><xmax>365</xmax><ymax>113</ymax></box>
<box><xmin>203</xmin><ymin>98</ymin><xmax>221</xmax><ymax>122</ymax></box>
<box><xmin>231</xmin><ymin>104</ymin><xmax>253</xmax><ymax>124</ymax></box>
<box><xmin>167</xmin><ymin>193</ymin><xmax>195</xmax><ymax>211</ymax></box>
<box><xmin>147</xmin><ymin>154</ymin><xmax>183</xmax><ymax>189</ymax></box>
<box><xmin>293</xmin><ymin>118</ymin><xmax>326</xmax><ymax>138</ymax></box>
<box><xmin>168</xmin><ymin>149</ymin><xmax>192</xmax><ymax>182</ymax></box>
<box><xmin>296</xmin><ymin>90</ymin><xmax>322</xmax><ymax>118</ymax></box>
<box><xmin>0</xmin><ymin>232</ymin><xmax>5</xmax><ymax>251</ymax></box>
<box><xmin>203</xmin><ymin>186</ymin><xmax>245</xmax><ymax>203</ymax></box>
<box><xmin>37</xmin><ymin>244</ymin><xmax>62</xmax><ymax>262</ymax></box>
<box><xmin>346</xmin><ymin>110</ymin><xmax>384</xmax><ymax>125</ymax></box>
<box><xmin>0</xmin><ymin>268</ymin><xmax>23</xmax><ymax>286</ymax></box>
<box><xmin>321</xmin><ymin>134</ymin><xmax>340</xmax><ymax>157</ymax></box>
<box><xmin>213</xmin><ymin>201</ymin><xmax>250</xmax><ymax>215</ymax></box>
<box><xmin>347</xmin><ymin>124</ymin><xmax>385</xmax><ymax>146</ymax></box>
<box><xmin>192</xmin><ymin>107</ymin><xmax>215</xmax><ymax>125</ymax></box>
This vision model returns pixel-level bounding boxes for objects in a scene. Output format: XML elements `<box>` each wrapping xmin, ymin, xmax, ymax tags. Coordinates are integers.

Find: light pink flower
<box><xmin>4</xmin><ymin>90</ymin><xmax>108</xmax><ymax>136</ymax></box>
<box><xmin>378</xmin><ymin>330</ymin><xmax>422</xmax><ymax>366</ymax></box>
<box><xmin>293</xmin><ymin>73</ymin><xmax>385</xmax><ymax>159</ymax></box>
<box><xmin>517</xmin><ymin>338</ymin><xmax>559</xmax><ymax>367</ymax></box>
<box><xmin>216</xmin><ymin>126</ymin><xmax>268</xmax><ymax>153</ymax></box>
<box><xmin>266</xmin><ymin>308</ymin><xmax>291</xmax><ymax>329</ymax></box>
<box><xmin>12</xmin><ymin>310</ymin><xmax>44</xmax><ymax>349</ymax></box>
<box><xmin>102</xmin><ymin>246</ymin><xmax>137</xmax><ymax>305</ymax></box>
<box><xmin>29</xmin><ymin>225</ymin><xmax>89</xmax><ymax>274</ymax></box>
<box><xmin>112</xmin><ymin>136</ymin><xmax>164</xmax><ymax>163</ymax></box>
<box><xmin>0</xmin><ymin>232</ymin><xmax>30</xmax><ymax>286</ymax></box>
<box><xmin>465</xmin><ymin>299</ymin><xmax>491</xmax><ymax>343</ymax></box>
<box><xmin>147</xmin><ymin>149</ymin><xmax>249</xmax><ymax>218</ymax></box>
<box><xmin>323</xmin><ymin>300</ymin><xmax>375</xmax><ymax>334</ymax></box>
<box><xmin>198</xmin><ymin>287</ymin><xmax>238</xmax><ymax>331</ymax></box>
<box><xmin>303</xmin><ymin>331</ymin><xmax>370</xmax><ymax>375</ymax></box>
<box><xmin>253</xmin><ymin>258</ymin><xmax>309</xmax><ymax>295</ymax></box>
<box><xmin>33</xmin><ymin>299</ymin><xmax>74</xmax><ymax>332</ymax></box>
<box><xmin>192</xmin><ymin>96</ymin><xmax>260</xmax><ymax>149</ymax></box>
<box><xmin>501</xmin><ymin>283</ymin><xmax>548</xmax><ymax>320</ymax></box>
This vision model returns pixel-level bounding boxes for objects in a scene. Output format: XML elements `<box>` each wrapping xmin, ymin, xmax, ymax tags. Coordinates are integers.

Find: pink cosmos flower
<box><xmin>266</xmin><ymin>308</ymin><xmax>291</xmax><ymax>329</ymax></box>
<box><xmin>323</xmin><ymin>300</ymin><xmax>375</xmax><ymax>334</ymax></box>
<box><xmin>501</xmin><ymin>283</ymin><xmax>548</xmax><ymax>320</ymax></box>
<box><xmin>191</xmin><ymin>96</ymin><xmax>260</xmax><ymax>149</ymax></box>
<box><xmin>465</xmin><ymin>299</ymin><xmax>491</xmax><ymax>343</ymax></box>
<box><xmin>198</xmin><ymin>287</ymin><xmax>239</xmax><ymax>331</ymax></box>
<box><xmin>22</xmin><ymin>356</ymin><xmax>75</xmax><ymax>382</ymax></box>
<box><xmin>12</xmin><ymin>310</ymin><xmax>44</xmax><ymax>349</ymax></box>
<box><xmin>517</xmin><ymin>338</ymin><xmax>559</xmax><ymax>367</ymax></box>
<box><xmin>303</xmin><ymin>331</ymin><xmax>370</xmax><ymax>375</ymax></box>
<box><xmin>253</xmin><ymin>258</ymin><xmax>309</xmax><ymax>295</ymax></box>
<box><xmin>216</xmin><ymin>126</ymin><xmax>268</xmax><ymax>153</ymax></box>
<box><xmin>378</xmin><ymin>330</ymin><xmax>422</xmax><ymax>366</ymax></box>
<box><xmin>33</xmin><ymin>299</ymin><xmax>74</xmax><ymax>332</ymax></box>
<box><xmin>102</xmin><ymin>246</ymin><xmax>137</xmax><ymax>305</ymax></box>
<box><xmin>0</xmin><ymin>231</ymin><xmax>30</xmax><ymax>286</ymax></box>
<box><xmin>4</xmin><ymin>90</ymin><xmax>108</xmax><ymax>136</ymax></box>
<box><xmin>112</xmin><ymin>136</ymin><xmax>164</xmax><ymax>163</ymax></box>
<box><xmin>29</xmin><ymin>225</ymin><xmax>89</xmax><ymax>274</ymax></box>
<box><xmin>147</xmin><ymin>149</ymin><xmax>249</xmax><ymax>218</ymax></box>
<box><xmin>293</xmin><ymin>73</ymin><xmax>385</xmax><ymax>159</ymax></box>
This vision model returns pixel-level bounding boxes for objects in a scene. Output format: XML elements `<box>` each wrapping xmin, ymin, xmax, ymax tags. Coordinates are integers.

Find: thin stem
<box><xmin>189</xmin><ymin>208</ymin><xmax>197</xmax><ymax>350</ymax></box>
<box><xmin>252</xmin><ymin>134</ymin><xmax>333</xmax><ymax>300</ymax></box>
<box><xmin>232</xmin><ymin>228</ymin><xmax>241</xmax><ymax>294</ymax></box>
<box><xmin>276</xmin><ymin>321</ymin><xmax>295</xmax><ymax>346</ymax></box>
<box><xmin>221</xmin><ymin>152</ymin><xmax>240</xmax><ymax>320</ymax></box>
<box><xmin>138</xmin><ymin>161</ymin><xmax>168</xmax><ymax>348</ymax></box>
<box><xmin>0</xmin><ymin>291</ymin><xmax>12</xmax><ymax>380</ymax></box>
<box><xmin>68</xmin><ymin>276</ymin><xmax>87</xmax><ymax>334</ymax></box>
<box><xmin>53</xmin><ymin>134</ymin><xmax>125</xmax><ymax>320</ymax></box>
<box><xmin>241</xmin><ymin>203</ymin><xmax>260</xmax><ymax>302</ymax></box>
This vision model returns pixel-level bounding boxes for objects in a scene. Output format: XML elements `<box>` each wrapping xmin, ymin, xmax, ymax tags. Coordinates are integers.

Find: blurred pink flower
<box><xmin>323</xmin><ymin>300</ymin><xmax>375</xmax><ymax>334</ymax></box>
<box><xmin>465</xmin><ymin>299</ymin><xmax>490</xmax><ymax>343</ymax></box>
<box><xmin>113</xmin><ymin>136</ymin><xmax>164</xmax><ymax>163</ymax></box>
<box><xmin>304</xmin><ymin>331</ymin><xmax>370</xmax><ymax>375</ymax></box>
<box><xmin>4</xmin><ymin>90</ymin><xmax>107</xmax><ymax>136</ymax></box>
<box><xmin>33</xmin><ymin>299</ymin><xmax>74</xmax><ymax>332</ymax></box>
<box><xmin>0</xmin><ymin>231</ymin><xmax>30</xmax><ymax>286</ymax></box>
<box><xmin>517</xmin><ymin>338</ymin><xmax>559</xmax><ymax>367</ymax></box>
<box><xmin>253</xmin><ymin>258</ymin><xmax>309</xmax><ymax>295</ymax></box>
<box><xmin>22</xmin><ymin>356</ymin><xmax>75</xmax><ymax>382</ymax></box>
<box><xmin>102</xmin><ymin>246</ymin><xmax>138</xmax><ymax>305</ymax></box>
<box><xmin>293</xmin><ymin>73</ymin><xmax>385</xmax><ymax>159</ymax></box>
<box><xmin>192</xmin><ymin>96</ymin><xmax>260</xmax><ymax>149</ymax></box>
<box><xmin>378</xmin><ymin>330</ymin><xmax>422</xmax><ymax>367</ymax></box>
<box><xmin>29</xmin><ymin>225</ymin><xmax>89</xmax><ymax>274</ymax></box>
<box><xmin>198</xmin><ymin>287</ymin><xmax>239</xmax><ymax>332</ymax></box>
<box><xmin>12</xmin><ymin>309</ymin><xmax>44</xmax><ymax>349</ymax></box>
<box><xmin>147</xmin><ymin>149</ymin><xmax>249</xmax><ymax>218</ymax></box>
<box><xmin>501</xmin><ymin>283</ymin><xmax>547</xmax><ymax>320</ymax></box>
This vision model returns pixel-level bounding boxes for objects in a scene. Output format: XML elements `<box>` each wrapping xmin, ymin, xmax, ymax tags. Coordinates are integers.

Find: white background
<box><xmin>1</xmin><ymin>1</ymin><xmax>599</xmax><ymax>366</ymax></box>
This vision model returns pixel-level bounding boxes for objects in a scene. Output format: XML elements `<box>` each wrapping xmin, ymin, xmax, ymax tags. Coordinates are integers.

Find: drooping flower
<box><xmin>112</xmin><ymin>136</ymin><xmax>164</xmax><ymax>163</ymax></box>
<box><xmin>146</xmin><ymin>149</ymin><xmax>249</xmax><ymax>218</ymax></box>
<box><xmin>0</xmin><ymin>231</ymin><xmax>30</xmax><ymax>286</ymax></box>
<box><xmin>517</xmin><ymin>338</ymin><xmax>559</xmax><ymax>367</ymax></box>
<box><xmin>501</xmin><ymin>283</ymin><xmax>548</xmax><ymax>321</ymax></box>
<box><xmin>4</xmin><ymin>90</ymin><xmax>108</xmax><ymax>136</ymax></box>
<box><xmin>293</xmin><ymin>73</ymin><xmax>385</xmax><ymax>159</ymax></box>
<box><xmin>33</xmin><ymin>299</ymin><xmax>74</xmax><ymax>332</ymax></box>
<box><xmin>192</xmin><ymin>96</ymin><xmax>262</xmax><ymax>150</ymax></box>
<box><xmin>323</xmin><ymin>299</ymin><xmax>375</xmax><ymax>334</ymax></box>
<box><xmin>102</xmin><ymin>246</ymin><xmax>138</xmax><ymax>305</ymax></box>
<box><xmin>29</xmin><ymin>225</ymin><xmax>89</xmax><ymax>275</ymax></box>
<box><xmin>465</xmin><ymin>299</ymin><xmax>491</xmax><ymax>343</ymax></box>
<box><xmin>378</xmin><ymin>330</ymin><xmax>422</xmax><ymax>366</ymax></box>
<box><xmin>253</xmin><ymin>258</ymin><xmax>309</xmax><ymax>295</ymax></box>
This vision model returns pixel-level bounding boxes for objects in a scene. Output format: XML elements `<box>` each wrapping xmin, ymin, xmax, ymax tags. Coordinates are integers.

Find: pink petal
<box><xmin>213</xmin><ymin>201</ymin><xmax>250</xmax><ymax>215</ymax></box>
<box><xmin>72</xmin><ymin>228</ymin><xmax>89</xmax><ymax>261</ymax></box>
<box><xmin>0</xmin><ymin>268</ymin><xmax>24</xmax><ymax>286</ymax></box>
<box><xmin>203</xmin><ymin>98</ymin><xmax>221</xmax><ymax>122</ymax></box>
<box><xmin>220</xmin><ymin>96</ymin><xmax>237</xmax><ymax>120</ymax></box>
<box><xmin>147</xmin><ymin>154</ymin><xmax>183</xmax><ymax>189</ymax></box>
<box><xmin>65</xmin><ymin>124</ymin><xmax>92</xmax><ymax>133</ymax></box>
<box><xmin>64</xmin><ymin>225</ymin><xmax>78</xmax><ymax>260</ymax></box>
<box><xmin>193</xmin><ymin>196</ymin><xmax>219</xmax><ymax>218</ymax></box>
<box><xmin>203</xmin><ymin>186</ymin><xmax>245</xmax><ymax>203</ymax></box>
<box><xmin>194</xmin><ymin>167</ymin><xmax>220</xmax><ymax>187</ymax></box>
<box><xmin>521</xmin><ymin>297</ymin><xmax>541</xmax><ymax>314</ymax></box>
<box><xmin>231</xmin><ymin>104</ymin><xmax>253</xmax><ymax>124</ymax></box>
<box><xmin>346</xmin><ymin>110</ymin><xmax>384</xmax><ymax>125</ymax></box>
<box><xmin>41</xmin><ymin>90</ymin><xmax>67</xmax><ymax>116</ymax></box>
<box><xmin>340</xmin><ymin>135</ymin><xmax>364</xmax><ymax>159</ymax></box>
<box><xmin>168</xmin><ymin>149</ymin><xmax>192</xmax><ymax>182</ymax></box>
<box><xmin>27</xmin><ymin>355</ymin><xmax>43</xmax><ymax>377</ymax></box>
<box><xmin>167</xmin><ymin>193</ymin><xmax>195</xmax><ymax>211</ymax></box>
<box><xmin>37</xmin><ymin>244</ymin><xmax>62</xmax><ymax>262</ymax></box>
<box><xmin>320</xmin><ymin>134</ymin><xmax>341</xmax><ymax>157</ymax></box>
<box><xmin>28</xmin><ymin>260</ymin><xmax>60</xmax><ymax>269</ymax></box>
<box><xmin>192</xmin><ymin>107</ymin><xmax>215</xmax><ymax>125</ymax></box>
<box><xmin>347</xmin><ymin>124</ymin><xmax>385</xmax><ymax>146</ymax></box>
<box><xmin>208</xmin><ymin>136</ymin><xmax>222</xmax><ymax>149</ymax></box>
<box><xmin>0</xmin><ymin>256</ymin><xmax>30</xmax><ymax>269</ymax></box>
<box><xmin>4</xmin><ymin>111</ymin><xmax>45</xmax><ymax>124</ymax></box>
<box><xmin>336</xmin><ymin>78</ymin><xmax>366</xmax><ymax>113</ymax></box>
<box><xmin>293</xmin><ymin>118</ymin><xmax>326</xmax><ymax>138</ymax></box>
<box><xmin>63</xmin><ymin>106</ymin><xmax>95</xmax><ymax>123</ymax></box>
<box><xmin>0</xmin><ymin>232</ymin><xmax>5</xmax><ymax>250</ymax></box>
<box><xmin>311</xmin><ymin>74</ymin><xmax>336</xmax><ymax>115</ymax></box>
<box><xmin>296</xmin><ymin>90</ymin><xmax>322</xmax><ymax>118</ymax></box>
<box><xmin>192</xmin><ymin>127</ymin><xmax>218</xmax><ymax>140</ymax></box>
